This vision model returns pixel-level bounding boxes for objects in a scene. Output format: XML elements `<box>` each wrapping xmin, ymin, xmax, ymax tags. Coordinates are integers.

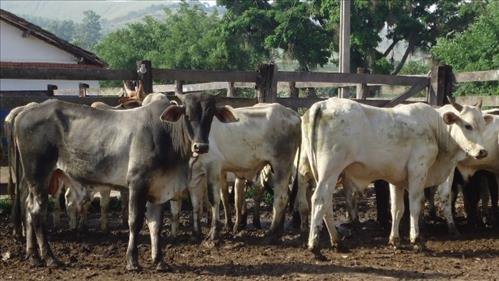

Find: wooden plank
<box><xmin>154</xmin><ymin>82</ymin><xmax>255</xmax><ymax>93</ymax></box>
<box><xmin>215</xmin><ymin>97</ymin><xmax>257</xmax><ymax>108</ymax></box>
<box><xmin>275</xmin><ymin>97</ymin><xmax>423</xmax><ymax>109</ymax></box>
<box><xmin>293</xmin><ymin>82</ymin><xmax>356</xmax><ymax>88</ymax></box>
<box><xmin>0</xmin><ymin>94</ymin><xmax>121</xmax><ymax>110</ymax></box>
<box><xmin>383</xmin><ymin>81</ymin><xmax>428</xmax><ymax>107</ymax></box>
<box><xmin>456</xmin><ymin>96</ymin><xmax>499</xmax><ymax>107</ymax></box>
<box><xmin>455</xmin><ymin>70</ymin><xmax>499</xmax><ymax>83</ymax></box>
<box><xmin>0</xmin><ymin>67</ymin><xmax>137</xmax><ymax>81</ymax></box>
<box><xmin>276</xmin><ymin>71</ymin><xmax>428</xmax><ymax>86</ymax></box>
<box><xmin>152</xmin><ymin>69</ymin><xmax>258</xmax><ymax>82</ymax></box>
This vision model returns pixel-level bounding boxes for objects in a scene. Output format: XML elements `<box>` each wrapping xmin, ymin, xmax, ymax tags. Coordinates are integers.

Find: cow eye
<box><xmin>465</xmin><ymin>124</ymin><xmax>473</xmax><ymax>130</ymax></box>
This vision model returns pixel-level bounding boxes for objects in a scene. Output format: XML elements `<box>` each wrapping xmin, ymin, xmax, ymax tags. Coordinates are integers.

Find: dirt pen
<box><xmin>0</xmin><ymin>63</ymin><xmax>498</xmax><ymax>280</ymax></box>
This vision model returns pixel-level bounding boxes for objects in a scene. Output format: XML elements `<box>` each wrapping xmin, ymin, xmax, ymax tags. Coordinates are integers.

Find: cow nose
<box><xmin>192</xmin><ymin>143</ymin><xmax>209</xmax><ymax>154</ymax></box>
<box><xmin>476</xmin><ymin>149</ymin><xmax>488</xmax><ymax>159</ymax></box>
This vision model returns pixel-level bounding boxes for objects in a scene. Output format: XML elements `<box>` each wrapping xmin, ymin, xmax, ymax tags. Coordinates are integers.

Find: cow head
<box><xmin>160</xmin><ymin>93</ymin><xmax>238</xmax><ymax>156</ymax></box>
<box><xmin>441</xmin><ymin>99</ymin><xmax>493</xmax><ymax>160</ymax></box>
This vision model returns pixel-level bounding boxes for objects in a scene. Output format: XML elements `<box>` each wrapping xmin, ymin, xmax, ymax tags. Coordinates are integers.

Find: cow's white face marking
<box><xmin>444</xmin><ymin>105</ymin><xmax>491</xmax><ymax>159</ymax></box>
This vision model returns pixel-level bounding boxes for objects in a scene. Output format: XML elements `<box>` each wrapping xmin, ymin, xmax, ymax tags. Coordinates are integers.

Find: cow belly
<box><xmin>147</xmin><ymin>166</ymin><xmax>188</xmax><ymax>204</ymax></box>
<box><xmin>344</xmin><ymin>161</ymin><xmax>408</xmax><ymax>188</ymax></box>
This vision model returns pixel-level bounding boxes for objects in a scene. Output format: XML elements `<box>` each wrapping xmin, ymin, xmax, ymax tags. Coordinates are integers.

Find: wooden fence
<box><xmin>0</xmin><ymin>61</ymin><xmax>498</xmax><ymax>194</ymax></box>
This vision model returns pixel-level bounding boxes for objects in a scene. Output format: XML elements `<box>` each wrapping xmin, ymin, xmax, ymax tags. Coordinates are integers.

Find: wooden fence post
<box><xmin>175</xmin><ymin>80</ymin><xmax>184</xmax><ymax>95</ymax></box>
<box><xmin>227</xmin><ymin>82</ymin><xmax>236</xmax><ymax>97</ymax></box>
<box><xmin>136</xmin><ymin>60</ymin><xmax>153</xmax><ymax>94</ymax></box>
<box><xmin>47</xmin><ymin>84</ymin><xmax>57</xmax><ymax>96</ymax></box>
<box><xmin>356</xmin><ymin>67</ymin><xmax>369</xmax><ymax>99</ymax></box>
<box><xmin>289</xmin><ymin>81</ymin><xmax>299</xmax><ymax>98</ymax></box>
<box><xmin>256</xmin><ymin>63</ymin><xmax>277</xmax><ymax>103</ymax></box>
<box><xmin>429</xmin><ymin>64</ymin><xmax>453</xmax><ymax>106</ymax></box>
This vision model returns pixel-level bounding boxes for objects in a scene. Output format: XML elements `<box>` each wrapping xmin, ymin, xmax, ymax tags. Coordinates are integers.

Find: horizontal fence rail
<box><xmin>0</xmin><ymin>66</ymin><xmax>137</xmax><ymax>81</ymax></box>
<box><xmin>455</xmin><ymin>69</ymin><xmax>499</xmax><ymax>83</ymax></box>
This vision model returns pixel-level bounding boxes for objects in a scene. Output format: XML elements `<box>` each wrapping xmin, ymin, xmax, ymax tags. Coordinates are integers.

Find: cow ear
<box><xmin>443</xmin><ymin>112</ymin><xmax>461</xmax><ymax>125</ymax></box>
<box><xmin>484</xmin><ymin>114</ymin><xmax>494</xmax><ymax>125</ymax></box>
<box><xmin>215</xmin><ymin>105</ymin><xmax>238</xmax><ymax>123</ymax></box>
<box><xmin>160</xmin><ymin>105</ymin><xmax>185</xmax><ymax>122</ymax></box>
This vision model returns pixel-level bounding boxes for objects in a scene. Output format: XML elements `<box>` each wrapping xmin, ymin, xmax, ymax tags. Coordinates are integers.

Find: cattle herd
<box><xmin>3</xmin><ymin>86</ymin><xmax>498</xmax><ymax>272</ymax></box>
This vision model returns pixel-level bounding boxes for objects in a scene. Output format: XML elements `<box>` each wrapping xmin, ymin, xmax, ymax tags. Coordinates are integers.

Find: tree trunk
<box><xmin>382</xmin><ymin>38</ymin><xmax>400</xmax><ymax>58</ymax></box>
<box><xmin>391</xmin><ymin>41</ymin><xmax>413</xmax><ymax>75</ymax></box>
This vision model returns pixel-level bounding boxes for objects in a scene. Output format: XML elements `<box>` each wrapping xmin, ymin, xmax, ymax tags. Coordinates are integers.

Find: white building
<box><xmin>0</xmin><ymin>9</ymin><xmax>107</xmax><ymax>94</ymax></box>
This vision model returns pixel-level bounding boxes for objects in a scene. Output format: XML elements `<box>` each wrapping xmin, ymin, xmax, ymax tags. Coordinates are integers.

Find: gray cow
<box><xmin>14</xmin><ymin>93</ymin><xmax>237</xmax><ymax>271</ymax></box>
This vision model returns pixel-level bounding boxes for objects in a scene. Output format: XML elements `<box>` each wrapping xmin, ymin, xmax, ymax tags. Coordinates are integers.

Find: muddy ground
<box><xmin>0</xmin><ymin>190</ymin><xmax>497</xmax><ymax>281</ymax></box>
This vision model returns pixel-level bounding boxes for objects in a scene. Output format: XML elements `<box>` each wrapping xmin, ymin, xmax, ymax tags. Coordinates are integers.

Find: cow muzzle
<box><xmin>191</xmin><ymin>142</ymin><xmax>209</xmax><ymax>156</ymax></box>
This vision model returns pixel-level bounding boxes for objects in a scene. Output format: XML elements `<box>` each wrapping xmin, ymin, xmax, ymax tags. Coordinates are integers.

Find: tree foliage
<box><xmin>432</xmin><ymin>1</ymin><xmax>499</xmax><ymax>95</ymax></box>
<box><xmin>73</xmin><ymin>10</ymin><xmax>103</xmax><ymax>50</ymax></box>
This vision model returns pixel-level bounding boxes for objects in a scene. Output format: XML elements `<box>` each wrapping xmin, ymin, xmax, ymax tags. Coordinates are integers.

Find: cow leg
<box><xmin>322</xmin><ymin>188</ymin><xmax>343</xmax><ymax>252</ymax></box>
<box><xmin>295</xmin><ymin>171</ymin><xmax>310</xmax><ymax>235</ymax></box>
<box><xmin>343</xmin><ymin>177</ymin><xmax>359</xmax><ymax>225</ymax></box>
<box><xmin>25</xmin><ymin>192</ymin><xmax>41</xmax><ymax>266</ymax></box>
<box><xmin>126</xmin><ymin>184</ymin><xmax>147</xmax><ymax>271</ymax></box>
<box><xmin>99</xmin><ymin>188</ymin><xmax>111</xmax><ymax>233</ymax></box>
<box><xmin>489</xmin><ymin>175</ymin><xmax>499</xmax><ymax>227</ymax></box>
<box><xmin>51</xmin><ymin>185</ymin><xmax>63</xmax><ymax>230</ymax></box>
<box><xmin>219</xmin><ymin>175</ymin><xmax>232</xmax><ymax>233</ymax></box>
<box><xmin>189</xmin><ymin>185</ymin><xmax>203</xmax><ymax>240</ymax></box>
<box><xmin>374</xmin><ymin>180</ymin><xmax>391</xmax><ymax>229</ymax></box>
<box><xmin>65</xmin><ymin>189</ymin><xmax>78</xmax><ymax>231</ymax></box>
<box><xmin>437</xmin><ymin>172</ymin><xmax>459</xmax><ymax>236</ymax></box>
<box><xmin>145</xmin><ymin>202</ymin><xmax>169</xmax><ymax>271</ymax></box>
<box><xmin>206</xmin><ymin>174</ymin><xmax>222</xmax><ymax>242</ymax></box>
<box><xmin>170</xmin><ymin>199</ymin><xmax>181</xmax><ymax>238</ymax></box>
<box><xmin>233</xmin><ymin>178</ymin><xmax>246</xmax><ymax>233</ymax></box>
<box><xmin>253</xmin><ymin>179</ymin><xmax>266</xmax><ymax>229</ymax></box>
<box><xmin>308</xmin><ymin>179</ymin><xmax>335</xmax><ymax>260</ymax></box>
<box><xmin>78</xmin><ymin>197</ymin><xmax>91</xmax><ymax>232</ymax></box>
<box><xmin>408</xmin><ymin>187</ymin><xmax>425</xmax><ymax>250</ymax></box>
<box><xmin>388</xmin><ymin>184</ymin><xmax>405</xmax><ymax>248</ymax></box>
<box><xmin>424</xmin><ymin>186</ymin><xmax>438</xmax><ymax>220</ymax></box>
<box><xmin>121</xmin><ymin>190</ymin><xmax>129</xmax><ymax>227</ymax></box>
<box><xmin>27</xmin><ymin>184</ymin><xmax>59</xmax><ymax>267</ymax></box>
<box><xmin>266</xmin><ymin>169</ymin><xmax>290</xmax><ymax>240</ymax></box>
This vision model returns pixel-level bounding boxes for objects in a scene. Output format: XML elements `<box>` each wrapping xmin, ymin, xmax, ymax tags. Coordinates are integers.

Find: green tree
<box><xmin>432</xmin><ymin>1</ymin><xmax>499</xmax><ymax>95</ymax></box>
<box><xmin>311</xmin><ymin>0</ymin><xmax>486</xmax><ymax>74</ymax></box>
<box><xmin>73</xmin><ymin>10</ymin><xmax>103</xmax><ymax>50</ymax></box>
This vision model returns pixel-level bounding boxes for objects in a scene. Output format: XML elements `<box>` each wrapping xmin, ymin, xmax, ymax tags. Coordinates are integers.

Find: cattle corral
<box><xmin>0</xmin><ymin>62</ymin><xmax>498</xmax><ymax>280</ymax></box>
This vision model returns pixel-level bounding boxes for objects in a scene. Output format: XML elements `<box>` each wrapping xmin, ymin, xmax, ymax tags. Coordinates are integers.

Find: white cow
<box><xmin>299</xmin><ymin>98</ymin><xmax>492</xmax><ymax>259</ymax></box>
<box><xmin>189</xmin><ymin>103</ymin><xmax>301</xmax><ymax>241</ymax></box>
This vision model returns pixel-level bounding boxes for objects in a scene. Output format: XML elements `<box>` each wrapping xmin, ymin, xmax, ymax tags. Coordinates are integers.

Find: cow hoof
<box><xmin>45</xmin><ymin>256</ymin><xmax>62</xmax><ymax>268</ymax></box>
<box><xmin>202</xmin><ymin>239</ymin><xmax>218</xmax><ymax>249</ymax></box>
<box><xmin>253</xmin><ymin>217</ymin><xmax>262</xmax><ymax>229</ymax></box>
<box><xmin>154</xmin><ymin>261</ymin><xmax>171</xmax><ymax>272</ymax></box>
<box><xmin>310</xmin><ymin>247</ymin><xmax>328</xmax><ymax>261</ymax></box>
<box><xmin>411</xmin><ymin>239</ymin><xmax>426</xmax><ymax>252</ymax></box>
<box><xmin>388</xmin><ymin>237</ymin><xmax>401</xmax><ymax>249</ymax></box>
<box><xmin>332</xmin><ymin>243</ymin><xmax>349</xmax><ymax>253</ymax></box>
<box><xmin>28</xmin><ymin>255</ymin><xmax>43</xmax><ymax>267</ymax></box>
<box><xmin>263</xmin><ymin>234</ymin><xmax>279</xmax><ymax>244</ymax></box>
<box><xmin>126</xmin><ymin>263</ymin><xmax>141</xmax><ymax>272</ymax></box>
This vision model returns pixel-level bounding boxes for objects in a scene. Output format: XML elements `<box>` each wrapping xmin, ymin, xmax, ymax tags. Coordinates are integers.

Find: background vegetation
<box><xmin>12</xmin><ymin>0</ymin><xmax>497</xmax><ymax>96</ymax></box>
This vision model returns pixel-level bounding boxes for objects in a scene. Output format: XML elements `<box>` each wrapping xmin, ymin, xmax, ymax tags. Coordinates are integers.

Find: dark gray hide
<box><xmin>14</xmin><ymin>93</ymin><xmax>236</xmax><ymax>270</ymax></box>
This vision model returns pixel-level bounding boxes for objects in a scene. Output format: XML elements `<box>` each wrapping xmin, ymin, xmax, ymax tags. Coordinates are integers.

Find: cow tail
<box><xmin>11</xmin><ymin>136</ymin><xmax>23</xmax><ymax>238</ymax></box>
<box><xmin>307</xmin><ymin>103</ymin><xmax>322</xmax><ymax>183</ymax></box>
<box><xmin>288</xmin><ymin>144</ymin><xmax>301</xmax><ymax>212</ymax></box>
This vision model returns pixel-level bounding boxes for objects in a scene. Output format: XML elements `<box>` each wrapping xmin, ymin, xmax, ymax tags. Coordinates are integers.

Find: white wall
<box><xmin>0</xmin><ymin>19</ymin><xmax>101</xmax><ymax>92</ymax></box>
<box><xmin>0</xmin><ymin>79</ymin><xmax>99</xmax><ymax>93</ymax></box>
<box><xmin>0</xmin><ymin>20</ymin><xmax>78</xmax><ymax>63</ymax></box>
